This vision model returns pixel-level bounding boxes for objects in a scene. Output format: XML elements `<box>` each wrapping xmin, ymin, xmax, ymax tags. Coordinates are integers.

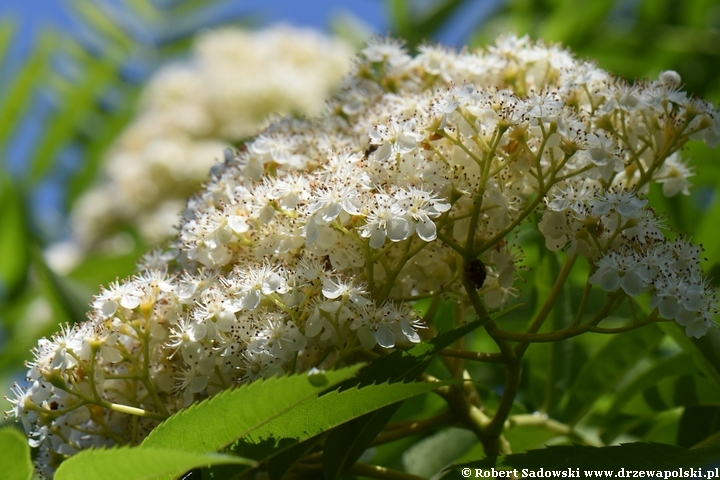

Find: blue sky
<box><xmin>0</xmin><ymin>0</ymin><xmax>501</xmax><ymax>56</ymax></box>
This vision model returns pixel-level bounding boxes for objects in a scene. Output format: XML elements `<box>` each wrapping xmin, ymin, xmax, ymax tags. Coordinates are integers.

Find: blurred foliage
<box><xmin>2</xmin><ymin>0</ymin><xmax>720</xmax><ymax>476</ymax></box>
<box><xmin>0</xmin><ymin>0</ymin><xmax>249</xmax><ymax>417</ymax></box>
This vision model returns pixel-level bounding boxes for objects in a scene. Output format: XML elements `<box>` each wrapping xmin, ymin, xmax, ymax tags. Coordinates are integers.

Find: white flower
<box><xmin>360</xmin><ymin>193</ymin><xmax>412</xmax><ymax>248</ymax></box>
<box><xmin>93</xmin><ymin>281</ymin><xmax>143</xmax><ymax>318</ymax></box>
<box><xmin>522</xmin><ymin>91</ymin><xmax>564</xmax><ymax>120</ymax></box>
<box><xmin>249</xmin><ymin>316</ymin><xmax>307</xmax><ymax>362</ymax></box>
<box><xmin>369</xmin><ymin>117</ymin><xmax>424</xmax><ymax>163</ymax></box>
<box><xmin>590</xmin><ymin>188</ymin><xmax>648</xmax><ymax>219</ymax></box>
<box><xmin>321</xmin><ymin>277</ymin><xmax>370</xmax><ymax>306</ymax></box>
<box><xmin>362</xmin><ymin>36</ymin><xmax>410</xmax><ymax>67</ymax></box>
<box><xmin>588</xmin><ymin>251</ymin><xmax>647</xmax><ymax>296</ymax></box>
<box><xmin>351</xmin><ymin>306</ymin><xmax>397</xmax><ymax>349</ymax></box>
<box><xmin>393</xmin><ymin>187</ymin><xmax>451</xmax><ymax>242</ymax></box>
<box><xmin>584</xmin><ymin>132</ymin><xmax>621</xmax><ymax>180</ymax></box>
<box><xmin>652</xmin><ymin>152</ymin><xmax>693</xmax><ymax>197</ymax></box>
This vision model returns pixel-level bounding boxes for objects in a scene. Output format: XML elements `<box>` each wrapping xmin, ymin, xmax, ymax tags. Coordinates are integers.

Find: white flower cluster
<box><xmin>8</xmin><ymin>34</ymin><xmax>720</xmax><ymax>475</ymax></box>
<box><xmin>542</xmin><ymin>183</ymin><xmax>714</xmax><ymax>337</ymax></box>
<box><xmin>71</xmin><ymin>25</ymin><xmax>353</xmax><ymax>249</ymax></box>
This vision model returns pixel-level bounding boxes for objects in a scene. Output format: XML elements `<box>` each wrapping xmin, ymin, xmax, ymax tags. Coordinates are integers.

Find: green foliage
<box><xmin>55</xmin><ymin>448</ymin><xmax>253</xmax><ymax>480</ymax></box>
<box><xmin>527</xmin><ymin>251</ymin><xmax>574</xmax><ymax>414</ymax></box>
<box><xmin>0</xmin><ymin>173</ymin><xmax>30</xmax><ymax>296</ymax></box>
<box><xmin>471</xmin><ymin>0</ymin><xmax>720</xmax><ymax>98</ymax></box>
<box><xmin>403</xmin><ymin>427</ymin><xmax>478</xmax><ymax>477</ymax></box>
<box><xmin>236</xmin><ymin>381</ymin><xmax>453</xmax><ymax>465</ymax></box>
<box><xmin>0</xmin><ymin>427</ymin><xmax>33</xmax><ymax>480</ymax></box>
<box><xmin>561</xmin><ymin>325</ymin><xmax>665</xmax><ymax>425</ymax></box>
<box><xmin>388</xmin><ymin>0</ymin><xmax>469</xmax><ymax>49</ymax></box>
<box><xmin>141</xmin><ymin>366</ymin><xmax>363</xmax><ymax>452</ymax></box>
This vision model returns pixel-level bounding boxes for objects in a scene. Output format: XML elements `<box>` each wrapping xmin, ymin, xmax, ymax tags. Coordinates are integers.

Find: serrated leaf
<box><xmin>0</xmin><ymin>427</ymin><xmax>33</xmax><ymax>480</ymax></box>
<box><xmin>234</xmin><ymin>380</ymin><xmax>454</xmax><ymax>465</ymax></box>
<box><xmin>141</xmin><ymin>365</ymin><xmax>361</xmax><ymax>453</ymax></box>
<box><xmin>449</xmin><ymin>443</ymin><xmax>720</xmax><ymax>472</ymax></box>
<box><xmin>561</xmin><ymin>324</ymin><xmax>664</xmax><ymax>425</ymax></box>
<box><xmin>55</xmin><ymin>447</ymin><xmax>253</xmax><ymax>480</ymax></box>
<box><xmin>318</xmin><ymin>311</ymin><xmax>509</xmax><ymax>479</ymax></box>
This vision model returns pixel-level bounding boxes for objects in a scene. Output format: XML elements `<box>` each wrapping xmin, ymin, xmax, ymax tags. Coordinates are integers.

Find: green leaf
<box><xmin>264</xmin><ymin>436</ymin><xmax>324</xmax><ymax>480</ymax></box>
<box><xmin>30</xmin><ymin>245</ymin><xmax>92</xmax><ymax>325</ymax></box>
<box><xmin>0</xmin><ymin>21</ymin><xmax>16</xmax><ymax>68</ymax></box>
<box><xmin>450</xmin><ymin>443</ymin><xmax>720</xmax><ymax>472</ymax></box>
<box><xmin>0</xmin><ymin>427</ymin><xmax>33</xmax><ymax>480</ymax></box>
<box><xmin>28</xmin><ymin>43</ymin><xmax>120</xmax><ymax>182</ymax></box>
<box><xmin>561</xmin><ymin>324</ymin><xmax>664</xmax><ymax>425</ymax></box>
<box><xmin>659</xmin><ymin>322</ymin><xmax>720</xmax><ymax>387</ymax></box>
<box><xmin>540</xmin><ymin>0</ymin><xmax>616</xmax><ymax>44</ymax></box>
<box><xmin>413</xmin><ymin>0</ymin><xmax>469</xmax><ymax>45</ymax></box>
<box><xmin>314</xmin><ymin>313</ymin><xmax>500</xmax><ymax>478</ymax></box>
<box><xmin>67</xmin><ymin>241</ymin><xmax>146</xmax><ymax>289</ymax></box>
<box><xmin>0</xmin><ymin>174</ymin><xmax>29</xmax><ymax>296</ymax></box>
<box><xmin>66</xmin><ymin>87</ymin><xmax>141</xmax><ymax>206</ymax></box>
<box><xmin>69</xmin><ymin>0</ymin><xmax>135</xmax><ymax>52</ymax></box>
<box><xmin>602</xmin><ymin>353</ymin><xmax>698</xmax><ymax>425</ymax></box>
<box><xmin>402</xmin><ymin>427</ymin><xmax>477</xmax><ymax>478</ymax></box>
<box><xmin>503</xmin><ymin>422</ymin><xmax>565</xmax><ymax>454</ymax></box>
<box><xmin>0</xmin><ymin>33</ymin><xmax>53</xmax><ymax>155</ymax></box>
<box><xmin>55</xmin><ymin>447</ymin><xmax>253</xmax><ymax>480</ymax></box>
<box><xmin>141</xmin><ymin>365</ymin><xmax>361</xmax><ymax>453</ymax></box>
<box><xmin>387</xmin><ymin>0</ymin><xmax>411</xmax><ymax>41</ymax></box>
<box><xmin>234</xmin><ymin>381</ymin><xmax>453</xmax><ymax>473</ymax></box>
<box><xmin>315</xmin><ymin>311</ymin><xmax>511</xmax><ymax>479</ymax></box>
<box><xmin>387</xmin><ymin>0</ymin><xmax>468</xmax><ymax>48</ymax></box>
<box><xmin>323</xmin><ymin>403</ymin><xmax>401</xmax><ymax>480</ymax></box>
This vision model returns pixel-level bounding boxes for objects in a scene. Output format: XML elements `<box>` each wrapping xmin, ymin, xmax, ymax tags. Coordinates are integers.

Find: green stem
<box><xmin>350</xmin><ymin>463</ymin><xmax>427</xmax><ymax>480</ymax></box>
<box><xmin>373</xmin><ymin>411</ymin><xmax>454</xmax><ymax>445</ymax></box>
<box><xmin>514</xmin><ymin>253</ymin><xmax>577</xmax><ymax>358</ymax></box>
<box><xmin>439</xmin><ymin>348</ymin><xmax>505</xmax><ymax>364</ymax></box>
<box><xmin>484</xmin><ymin>360</ymin><xmax>522</xmax><ymax>439</ymax></box>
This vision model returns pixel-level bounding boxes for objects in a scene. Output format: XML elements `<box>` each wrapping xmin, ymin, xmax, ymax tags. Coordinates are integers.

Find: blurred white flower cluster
<box><xmin>71</xmin><ymin>25</ymin><xmax>353</xmax><ymax>250</ymax></box>
<box><xmin>8</xmin><ymin>34</ymin><xmax>720</xmax><ymax>476</ymax></box>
